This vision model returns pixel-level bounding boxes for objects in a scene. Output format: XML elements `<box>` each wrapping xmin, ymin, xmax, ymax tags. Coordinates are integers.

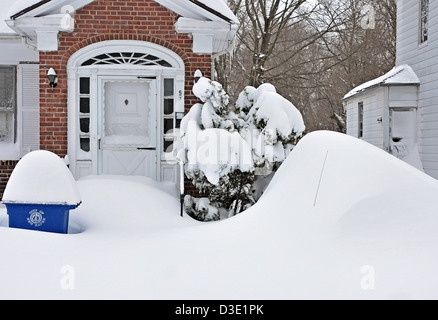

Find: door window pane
<box><xmin>80</xmin><ymin>138</ymin><xmax>90</xmax><ymax>152</ymax></box>
<box><xmin>164</xmin><ymin>79</ymin><xmax>174</xmax><ymax>97</ymax></box>
<box><xmin>164</xmin><ymin>119</ymin><xmax>174</xmax><ymax>135</ymax></box>
<box><xmin>80</xmin><ymin>77</ymin><xmax>90</xmax><ymax>94</ymax></box>
<box><xmin>80</xmin><ymin>118</ymin><xmax>90</xmax><ymax>134</ymax></box>
<box><xmin>164</xmin><ymin>139</ymin><xmax>174</xmax><ymax>153</ymax></box>
<box><xmin>79</xmin><ymin>77</ymin><xmax>91</xmax><ymax>153</ymax></box>
<box><xmin>80</xmin><ymin>98</ymin><xmax>90</xmax><ymax>114</ymax></box>
<box><xmin>164</xmin><ymin>99</ymin><xmax>174</xmax><ymax>115</ymax></box>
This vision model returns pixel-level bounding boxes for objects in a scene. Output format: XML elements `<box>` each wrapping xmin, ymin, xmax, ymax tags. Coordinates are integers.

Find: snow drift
<box><xmin>238</xmin><ymin>131</ymin><xmax>438</xmax><ymax>299</ymax></box>
<box><xmin>1</xmin><ymin>131</ymin><xmax>438</xmax><ymax>299</ymax></box>
<box><xmin>261</xmin><ymin>130</ymin><xmax>438</xmax><ymax>222</ymax></box>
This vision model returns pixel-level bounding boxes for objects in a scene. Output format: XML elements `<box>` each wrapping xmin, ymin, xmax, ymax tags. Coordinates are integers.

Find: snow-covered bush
<box><xmin>236</xmin><ymin>85</ymin><xmax>257</xmax><ymax>117</ymax></box>
<box><xmin>192</xmin><ymin>76</ymin><xmax>233</xmax><ymax>130</ymax></box>
<box><xmin>180</xmin><ymin>121</ymin><xmax>255</xmax><ymax>221</ymax></box>
<box><xmin>247</xmin><ymin>84</ymin><xmax>305</xmax><ymax>164</ymax></box>
<box><xmin>184</xmin><ymin>196</ymin><xmax>220</xmax><ymax>222</ymax></box>
<box><xmin>178</xmin><ymin>71</ymin><xmax>305</xmax><ymax>221</ymax></box>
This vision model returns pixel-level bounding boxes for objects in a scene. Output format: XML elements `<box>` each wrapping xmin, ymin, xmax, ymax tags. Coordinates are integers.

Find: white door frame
<box><xmin>67</xmin><ymin>40</ymin><xmax>185</xmax><ymax>180</ymax></box>
<box><xmin>389</xmin><ymin>107</ymin><xmax>417</xmax><ymax>156</ymax></box>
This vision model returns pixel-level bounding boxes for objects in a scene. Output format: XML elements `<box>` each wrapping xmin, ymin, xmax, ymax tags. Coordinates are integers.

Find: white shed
<box><xmin>343</xmin><ymin>65</ymin><xmax>423</xmax><ymax>170</ymax></box>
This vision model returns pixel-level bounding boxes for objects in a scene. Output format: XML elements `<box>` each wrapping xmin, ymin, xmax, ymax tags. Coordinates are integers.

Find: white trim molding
<box><xmin>175</xmin><ymin>17</ymin><xmax>238</xmax><ymax>55</ymax></box>
<box><xmin>67</xmin><ymin>40</ymin><xmax>185</xmax><ymax>182</ymax></box>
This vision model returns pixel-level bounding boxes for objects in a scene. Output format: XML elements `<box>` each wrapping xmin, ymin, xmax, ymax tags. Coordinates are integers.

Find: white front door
<box><xmin>99</xmin><ymin>79</ymin><xmax>157</xmax><ymax>178</ymax></box>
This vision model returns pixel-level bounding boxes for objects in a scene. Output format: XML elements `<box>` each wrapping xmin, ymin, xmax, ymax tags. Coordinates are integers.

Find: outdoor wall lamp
<box><xmin>47</xmin><ymin>68</ymin><xmax>58</xmax><ymax>91</ymax></box>
<box><xmin>377</xmin><ymin>117</ymin><xmax>383</xmax><ymax>124</ymax></box>
<box><xmin>194</xmin><ymin>69</ymin><xmax>202</xmax><ymax>83</ymax></box>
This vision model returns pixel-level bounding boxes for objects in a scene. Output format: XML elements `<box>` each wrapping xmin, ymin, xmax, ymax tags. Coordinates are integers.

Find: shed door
<box><xmin>390</xmin><ymin>109</ymin><xmax>416</xmax><ymax>159</ymax></box>
<box><xmin>99</xmin><ymin>80</ymin><xmax>157</xmax><ymax>178</ymax></box>
<box><xmin>389</xmin><ymin>108</ymin><xmax>423</xmax><ymax>170</ymax></box>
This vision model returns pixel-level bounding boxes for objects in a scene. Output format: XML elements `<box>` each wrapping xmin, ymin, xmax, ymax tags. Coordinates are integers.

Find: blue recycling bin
<box><xmin>5</xmin><ymin>203</ymin><xmax>79</xmax><ymax>234</ymax></box>
<box><xmin>1</xmin><ymin>150</ymin><xmax>82</xmax><ymax>234</ymax></box>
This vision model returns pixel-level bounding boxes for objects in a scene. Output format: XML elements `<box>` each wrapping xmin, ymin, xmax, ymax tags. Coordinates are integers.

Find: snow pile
<box><xmin>1</xmin><ymin>132</ymin><xmax>438</xmax><ymax>299</ymax></box>
<box><xmin>261</xmin><ymin>131</ymin><xmax>438</xmax><ymax>222</ymax></box>
<box><xmin>2</xmin><ymin>150</ymin><xmax>81</xmax><ymax>206</ymax></box>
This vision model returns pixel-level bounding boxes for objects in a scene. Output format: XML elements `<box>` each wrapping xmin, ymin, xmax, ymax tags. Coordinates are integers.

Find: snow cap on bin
<box><xmin>2</xmin><ymin>151</ymin><xmax>81</xmax><ymax>206</ymax></box>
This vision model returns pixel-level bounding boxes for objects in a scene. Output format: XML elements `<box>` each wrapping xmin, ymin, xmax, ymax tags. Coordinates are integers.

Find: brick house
<box><xmin>0</xmin><ymin>0</ymin><xmax>239</xmax><ymax>199</ymax></box>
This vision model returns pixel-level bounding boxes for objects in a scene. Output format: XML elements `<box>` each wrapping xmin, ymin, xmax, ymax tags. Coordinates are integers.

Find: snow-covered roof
<box><xmin>0</xmin><ymin>0</ymin><xmax>20</xmax><ymax>33</ymax></box>
<box><xmin>0</xmin><ymin>0</ymin><xmax>94</xmax><ymax>34</ymax></box>
<box><xmin>1</xmin><ymin>0</ymin><xmax>238</xmax><ymax>55</ymax></box>
<box><xmin>155</xmin><ymin>0</ymin><xmax>239</xmax><ymax>24</ymax></box>
<box><xmin>343</xmin><ymin>65</ymin><xmax>420</xmax><ymax>100</ymax></box>
<box><xmin>0</xmin><ymin>0</ymin><xmax>239</xmax><ymax>34</ymax></box>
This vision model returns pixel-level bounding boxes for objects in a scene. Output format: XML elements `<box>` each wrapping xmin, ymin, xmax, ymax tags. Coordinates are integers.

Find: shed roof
<box><xmin>343</xmin><ymin>65</ymin><xmax>420</xmax><ymax>100</ymax></box>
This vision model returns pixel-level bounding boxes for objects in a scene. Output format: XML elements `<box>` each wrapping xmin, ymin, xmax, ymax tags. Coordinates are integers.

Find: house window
<box><xmin>358</xmin><ymin>102</ymin><xmax>364</xmax><ymax>138</ymax></box>
<box><xmin>81</xmin><ymin>52</ymin><xmax>172</xmax><ymax>68</ymax></box>
<box><xmin>420</xmin><ymin>0</ymin><xmax>429</xmax><ymax>44</ymax></box>
<box><xmin>0</xmin><ymin>66</ymin><xmax>16</xmax><ymax>144</ymax></box>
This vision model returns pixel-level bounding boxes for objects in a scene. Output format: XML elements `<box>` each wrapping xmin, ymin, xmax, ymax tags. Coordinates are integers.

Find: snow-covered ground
<box><xmin>1</xmin><ymin>131</ymin><xmax>438</xmax><ymax>299</ymax></box>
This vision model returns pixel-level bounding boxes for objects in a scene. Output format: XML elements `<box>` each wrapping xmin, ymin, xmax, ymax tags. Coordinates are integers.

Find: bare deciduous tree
<box><xmin>215</xmin><ymin>0</ymin><xmax>396</xmax><ymax>133</ymax></box>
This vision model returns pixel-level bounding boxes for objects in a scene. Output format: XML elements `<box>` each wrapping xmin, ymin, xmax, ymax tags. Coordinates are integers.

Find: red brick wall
<box><xmin>0</xmin><ymin>161</ymin><xmax>18</xmax><ymax>200</ymax></box>
<box><xmin>39</xmin><ymin>0</ymin><xmax>211</xmax><ymax>156</ymax></box>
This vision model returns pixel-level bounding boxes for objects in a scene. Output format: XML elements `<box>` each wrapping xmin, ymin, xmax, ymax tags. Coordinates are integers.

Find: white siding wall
<box><xmin>346</xmin><ymin>100</ymin><xmax>359</xmax><ymax>137</ymax></box>
<box><xmin>345</xmin><ymin>88</ymin><xmax>385</xmax><ymax>149</ymax></box>
<box><xmin>397</xmin><ymin>0</ymin><xmax>438</xmax><ymax>178</ymax></box>
<box><xmin>0</xmin><ymin>39</ymin><xmax>39</xmax><ymax>64</ymax></box>
<box><xmin>388</xmin><ymin>86</ymin><xmax>419</xmax><ymax>108</ymax></box>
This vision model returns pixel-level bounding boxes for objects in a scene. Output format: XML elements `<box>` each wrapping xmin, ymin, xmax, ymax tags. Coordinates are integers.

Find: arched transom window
<box><xmin>81</xmin><ymin>52</ymin><xmax>173</xmax><ymax>67</ymax></box>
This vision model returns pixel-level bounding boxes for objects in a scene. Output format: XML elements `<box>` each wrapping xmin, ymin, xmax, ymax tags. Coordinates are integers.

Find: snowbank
<box><xmin>243</xmin><ymin>131</ymin><xmax>438</xmax><ymax>298</ymax></box>
<box><xmin>1</xmin><ymin>132</ymin><xmax>438</xmax><ymax>299</ymax></box>
<box><xmin>262</xmin><ymin>131</ymin><xmax>438</xmax><ymax>222</ymax></box>
<box><xmin>2</xmin><ymin>150</ymin><xmax>81</xmax><ymax>206</ymax></box>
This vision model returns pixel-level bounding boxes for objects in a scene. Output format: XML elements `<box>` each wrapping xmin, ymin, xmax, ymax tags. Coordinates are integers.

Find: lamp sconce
<box><xmin>377</xmin><ymin>117</ymin><xmax>383</xmax><ymax>124</ymax></box>
<box><xmin>47</xmin><ymin>68</ymin><xmax>58</xmax><ymax>91</ymax></box>
<box><xmin>194</xmin><ymin>69</ymin><xmax>202</xmax><ymax>84</ymax></box>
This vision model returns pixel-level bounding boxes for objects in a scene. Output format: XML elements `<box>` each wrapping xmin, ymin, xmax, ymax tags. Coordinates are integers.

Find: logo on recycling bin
<box><xmin>27</xmin><ymin>209</ymin><xmax>46</xmax><ymax>227</ymax></box>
